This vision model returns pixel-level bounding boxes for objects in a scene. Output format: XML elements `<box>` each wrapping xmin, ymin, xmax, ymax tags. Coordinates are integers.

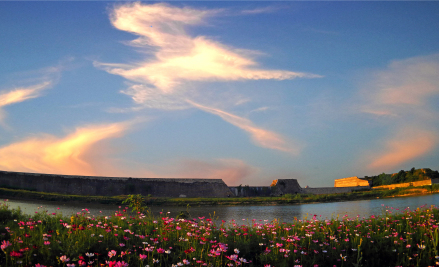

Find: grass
<box><xmin>0</xmin><ymin>184</ymin><xmax>439</xmax><ymax>207</ymax></box>
<box><xmin>0</xmin><ymin>200</ymin><xmax>439</xmax><ymax>266</ymax></box>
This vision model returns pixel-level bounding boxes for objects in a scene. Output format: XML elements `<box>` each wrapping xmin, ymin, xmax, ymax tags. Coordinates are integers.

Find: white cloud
<box><xmin>241</xmin><ymin>6</ymin><xmax>278</xmax><ymax>15</ymax></box>
<box><xmin>187</xmin><ymin>100</ymin><xmax>301</xmax><ymax>154</ymax></box>
<box><xmin>98</xmin><ymin>2</ymin><xmax>317</xmax><ymax>154</ymax></box>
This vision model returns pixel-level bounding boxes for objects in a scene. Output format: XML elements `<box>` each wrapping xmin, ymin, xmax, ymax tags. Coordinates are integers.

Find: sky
<box><xmin>0</xmin><ymin>1</ymin><xmax>438</xmax><ymax>187</ymax></box>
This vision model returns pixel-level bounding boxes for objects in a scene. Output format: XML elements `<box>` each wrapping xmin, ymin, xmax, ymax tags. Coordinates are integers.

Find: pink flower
<box><xmin>139</xmin><ymin>254</ymin><xmax>147</xmax><ymax>260</ymax></box>
<box><xmin>108</xmin><ymin>250</ymin><xmax>117</xmax><ymax>258</ymax></box>
<box><xmin>157</xmin><ymin>248</ymin><xmax>165</xmax><ymax>253</ymax></box>
<box><xmin>108</xmin><ymin>261</ymin><xmax>129</xmax><ymax>267</ymax></box>
<box><xmin>1</xmin><ymin>240</ymin><xmax>11</xmax><ymax>250</ymax></box>
<box><xmin>60</xmin><ymin>255</ymin><xmax>70</xmax><ymax>263</ymax></box>
<box><xmin>44</xmin><ymin>241</ymin><xmax>50</xmax><ymax>245</ymax></box>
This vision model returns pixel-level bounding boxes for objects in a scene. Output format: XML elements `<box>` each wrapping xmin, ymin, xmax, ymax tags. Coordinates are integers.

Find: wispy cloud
<box><xmin>97</xmin><ymin>2</ymin><xmax>316</xmax><ymax>153</ymax></box>
<box><xmin>0</xmin><ymin>121</ymin><xmax>133</xmax><ymax>176</ymax></box>
<box><xmin>360</xmin><ymin>54</ymin><xmax>439</xmax><ymax>118</ymax></box>
<box><xmin>0</xmin><ymin>59</ymin><xmax>74</xmax><ymax>126</ymax></box>
<box><xmin>187</xmin><ymin>100</ymin><xmax>301</xmax><ymax>154</ymax></box>
<box><xmin>241</xmin><ymin>6</ymin><xmax>278</xmax><ymax>15</ymax></box>
<box><xmin>120</xmin><ymin>84</ymin><xmax>191</xmax><ymax>111</ymax></box>
<box><xmin>0</xmin><ymin>81</ymin><xmax>52</xmax><ymax>124</ymax></box>
<box><xmin>0</xmin><ymin>81</ymin><xmax>51</xmax><ymax>107</ymax></box>
<box><xmin>360</xmin><ymin>54</ymin><xmax>439</xmax><ymax>170</ymax></box>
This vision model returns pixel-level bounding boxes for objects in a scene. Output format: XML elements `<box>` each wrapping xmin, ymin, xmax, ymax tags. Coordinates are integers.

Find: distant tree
<box><xmin>379</xmin><ymin>173</ymin><xmax>393</xmax><ymax>185</ymax></box>
<box><xmin>424</xmin><ymin>168</ymin><xmax>439</xmax><ymax>179</ymax></box>
<box><xmin>394</xmin><ymin>170</ymin><xmax>407</xmax><ymax>183</ymax></box>
<box><xmin>370</xmin><ymin>175</ymin><xmax>381</xmax><ymax>186</ymax></box>
<box><xmin>367</xmin><ymin>168</ymin><xmax>438</xmax><ymax>186</ymax></box>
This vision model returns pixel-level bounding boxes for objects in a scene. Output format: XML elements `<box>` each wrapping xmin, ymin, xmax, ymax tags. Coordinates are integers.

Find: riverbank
<box><xmin>1</xmin><ymin>184</ymin><xmax>438</xmax><ymax>206</ymax></box>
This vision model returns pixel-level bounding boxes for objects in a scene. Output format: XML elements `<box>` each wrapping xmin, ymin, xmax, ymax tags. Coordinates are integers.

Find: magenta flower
<box><xmin>157</xmin><ymin>248</ymin><xmax>165</xmax><ymax>253</ymax></box>
<box><xmin>139</xmin><ymin>254</ymin><xmax>147</xmax><ymax>260</ymax></box>
<box><xmin>1</xmin><ymin>240</ymin><xmax>11</xmax><ymax>250</ymax></box>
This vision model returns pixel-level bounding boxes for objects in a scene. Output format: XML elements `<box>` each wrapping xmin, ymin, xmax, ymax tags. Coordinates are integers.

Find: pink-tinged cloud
<box><xmin>0</xmin><ymin>122</ymin><xmax>132</xmax><ymax>176</ymax></box>
<box><xmin>0</xmin><ymin>81</ymin><xmax>51</xmax><ymax>107</ymax></box>
<box><xmin>367</xmin><ymin>129</ymin><xmax>438</xmax><ymax>170</ymax></box>
<box><xmin>100</xmin><ymin>3</ymin><xmax>318</xmax><ymax>95</ymax></box>
<box><xmin>187</xmin><ymin>100</ymin><xmax>301</xmax><ymax>154</ymax></box>
<box><xmin>358</xmin><ymin>55</ymin><xmax>439</xmax><ymax>171</ymax></box>
<box><xmin>176</xmin><ymin>158</ymin><xmax>257</xmax><ymax>186</ymax></box>
<box><xmin>0</xmin><ymin>82</ymin><xmax>52</xmax><ymax>123</ymax></box>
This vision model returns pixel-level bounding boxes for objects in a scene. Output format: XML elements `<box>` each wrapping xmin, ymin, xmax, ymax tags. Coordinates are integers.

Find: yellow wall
<box><xmin>372</xmin><ymin>179</ymin><xmax>434</xmax><ymax>190</ymax></box>
<box><xmin>334</xmin><ymin>176</ymin><xmax>371</xmax><ymax>187</ymax></box>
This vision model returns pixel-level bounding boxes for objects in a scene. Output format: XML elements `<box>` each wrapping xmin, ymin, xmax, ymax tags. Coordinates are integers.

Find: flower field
<box><xmin>0</xmin><ymin>201</ymin><xmax>438</xmax><ymax>267</ymax></box>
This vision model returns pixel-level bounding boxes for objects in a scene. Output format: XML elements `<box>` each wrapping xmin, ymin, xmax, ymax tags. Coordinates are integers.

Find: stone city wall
<box><xmin>229</xmin><ymin>186</ymin><xmax>272</xmax><ymax>197</ymax></box>
<box><xmin>372</xmin><ymin>179</ymin><xmax>439</xmax><ymax>190</ymax></box>
<box><xmin>303</xmin><ymin>186</ymin><xmax>370</xmax><ymax>195</ymax></box>
<box><xmin>0</xmin><ymin>170</ymin><xmax>407</xmax><ymax>198</ymax></box>
<box><xmin>0</xmin><ymin>171</ymin><xmax>233</xmax><ymax>198</ymax></box>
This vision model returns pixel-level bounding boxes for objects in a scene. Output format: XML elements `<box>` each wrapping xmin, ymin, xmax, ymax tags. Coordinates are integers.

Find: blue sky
<box><xmin>0</xmin><ymin>1</ymin><xmax>438</xmax><ymax>187</ymax></box>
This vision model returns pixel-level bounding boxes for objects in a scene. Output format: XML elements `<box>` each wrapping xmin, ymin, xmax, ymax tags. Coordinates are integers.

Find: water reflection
<box><xmin>2</xmin><ymin>194</ymin><xmax>439</xmax><ymax>224</ymax></box>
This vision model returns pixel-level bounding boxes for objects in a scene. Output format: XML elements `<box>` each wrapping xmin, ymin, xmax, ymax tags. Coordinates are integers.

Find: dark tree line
<box><xmin>365</xmin><ymin>168</ymin><xmax>439</xmax><ymax>186</ymax></box>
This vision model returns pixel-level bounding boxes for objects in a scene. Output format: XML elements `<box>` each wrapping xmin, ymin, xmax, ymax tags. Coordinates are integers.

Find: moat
<box><xmin>4</xmin><ymin>193</ymin><xmax>439</xmax><ymax>223</ymax></box>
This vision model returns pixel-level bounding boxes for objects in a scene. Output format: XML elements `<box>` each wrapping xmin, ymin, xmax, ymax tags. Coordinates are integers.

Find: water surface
<box><xmin>3</xmin><ymin>194</ymin><xmax>438</xmax><ymax>224</ymax></box>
